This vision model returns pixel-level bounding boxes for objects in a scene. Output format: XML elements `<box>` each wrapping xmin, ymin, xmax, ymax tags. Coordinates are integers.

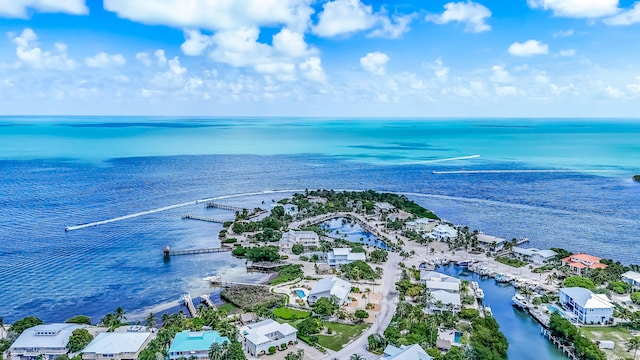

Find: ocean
<box><xmin>1</xmin><ymin>117</ymin><xmax>639</xmax><ymax>359</ymax></box>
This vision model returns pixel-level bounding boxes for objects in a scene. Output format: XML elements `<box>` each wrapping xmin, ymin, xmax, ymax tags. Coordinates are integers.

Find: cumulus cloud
<box><xmin>527</xmin><ymin>0</ymin><xmax>618</xmax><ymax>18</ymax></box>
<box><xmin>426</xmin><ymin>1</ymin><xmax>492</xmax><ymax>33</ymax></box>
<box><xmin>490</xmin><ymin>65</ymin><xmax>512</xmax><ymax>83</ymax></box>
<box><xmin>368</xmin><ymin>12</ymin><xmax>416</xmax><ymax>39</ymax></box>
<box><xmin>272</xmin><ymin>28</ymin><xmax>314</xmax><ymax>58</ymax></box>
<box><xmin>604</xmin><ymin>3</ymin><xmax>640</xmax><ymax>25</ymax></box>
<box><xmin>313</xmin><ymin>0</ymin><xmax>377</xmax><ymax>37</ymax></box>
<box><xmin>299</xmin><ymin>57</ymin><xmax>326</xmax><ymax>82</ymax></box>
<box><xmin>429</xmin><ymin>58</ymin><xmax>450</xmax><ymax>81</ymax></box>
<box><xmin>360</xmin><ymin>51</ymin><xmax>389</xmax><ymax>75</ymax></box>
<box><xmin>181</xmin><ymin>30</ymin><xmax>214</xmax><ymax>56</ymax></box>
<box><xmin>0</xmin><ymin>0</ymin><xmax>87</xmax><ymax>18</ymax></box>
<box><xmin>495</xmin><ymin>85</ymin><xmax>518</xmax><ymax>96</ymax></box>
<box><xmin>10</xmin><ymin>28</ymin><xmax>76</xmax><ymax>70</ymax></box>
<box><xmin>508</xmin><ymin>40</ymin><xmax>549</xmax><ymax>57</ymax></box>
<box><xmin>604</xmin><ymin>85</ymin><xmax>625</xmax><ymax>98</ymax></box>
<box><xmin>558</xmin><ymin>49</ymin><xmax>576</xmax><ymax>57</ymax></box>
<box><xmin>135</xmin><ymin>52</ymin><xmax>152</xmax><ymax>67</ymax></box>
<box><xmin>85</xmin><ymin>52</ymin><xmax>126</xmax><ymax>68</ymax></box>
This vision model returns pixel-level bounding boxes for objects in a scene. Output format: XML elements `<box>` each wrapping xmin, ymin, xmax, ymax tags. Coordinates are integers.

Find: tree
<box><xmin>296</xmin><ymin>317</ymin><xmax>322</xmax><ymax>336</ymax></box>
<box><xmin>631</xmin><ymin>292</ymin><xmax>640</xmax><ymax>305</ymax></box>
<box><xmin>313</xmin><ymin>297</ymin><xmax>339</xmax><ymax>317</ymax></box>
<box><xmin>443</xmin><ymin>346</ymin><xmax>467</xmax><ymax>360</ymax></box>
<box><xmin>9</xmin><ymin>316</ymin><xmax>44</xmax><ymax>336</ymax></box>
<box><xmin>628</xmin><ymin>337</ymin><xmax>640</xmax><ymax>360</ymax></box>
<box><xmin>369</xmin><ymin>249</ymin><xmax>388</xmax><ymax>263</ymax></box>
<box><xmin>65</xmin><ymin>316</ymin><xmax>91</xmax><ymax>325</ymax></box>
<box><xmin>350</xmin><ymin>355</ymin><xmax>364</xmax><ymax>360</ymax></box>
<box><xmin>245</xmin><ymin>246</ymin><xmax>281</xmax><ymax>262</ymax></box>
<box><xmin>114</xmin><ymin>307</ymin><xmax>127</xmax><ymax>323</ymax></box>
<box><xmin>354</xmin><ymin>310</ymin><xmax>369</xmax><ymax>321</ymax></box>
<box><xmin>563</xmin><ymin>276</ymin><xmax>595</xmax><ymax>290</ymax></box>
<box><xmin>208</xmin><ymin>342</ymin><xmax>229</xmax><ymax>360</ymax></box>
<box><xmin>284</xmin><ymin>350</ymin><xmax>304</xmax><ymax>360</ymax></box>
<box><xmin>67</xmin><ymin>328</ymin><xmax>93</xmax><ymax>353</ymax></box>
<box><xmin>291</xmin><ymin>243</ymin><xmax>304</xmax><ymax>255</ymax></box>
<box><xmin>226</xmin><ymin>342</ymin><xmax>246</xmax><ymax>360</ymax></box>
<box><xmin>146</xmin><ymin>312</ymin><xmax>156</xmax><ymax>328</ymax></box>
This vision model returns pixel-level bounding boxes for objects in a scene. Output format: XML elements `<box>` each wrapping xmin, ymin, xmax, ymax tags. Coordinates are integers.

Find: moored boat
<box><xmin>511</xmin><ymin>293</ymin><xmax>529</xmax><ymax>309</ymax></box>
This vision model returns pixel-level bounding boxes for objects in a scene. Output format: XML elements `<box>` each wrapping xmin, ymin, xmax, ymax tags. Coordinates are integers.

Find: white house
<box><xmin>420</xmin><ymin>271</ymin><xmax>461</xmax><ymax>293</ymax></box>
<box><xmin>307</xmin><ymin>277</ymin><xmax>352</xmax><ymax>306</ymax></box>
<box><xmin>241</xmin><ymin>319</ymin><xmax>297</xmax><ymax>357</ymax></box>
<box><xmin>428</xmin><ymin>290</ymin><xmax>462</xmax><ymax>313</ymax></box>
<box><xmin>476</xmin><ymin>233</ymin><xmax>506</xmax><ymax>252</ymax></box>
<box><xmin>327</xmin><ymin>248</ymin><xmax>366</xmax><ymax>267</ymax></box>
<box><xmin>421</xmin><ymin>272</ymin><xmax>462</xmax><ymax>313</ymax></box>
<box><xmin>279</xmin><ymin>230</ymin><xmax>320</xmax><ymax>253</ymax></box>
<box><xmin>512</xmin><ymin>247</ymin><xmax>557</xmax><ymax>265</ymax></box>
<box><xmin>7</xmin><ymin>324</ymin><xmax>86</xmax><ymax>360</ymax></box>
<box><xmin>559</xmin><ymin>287</ymin><xmax>614</xmax><ymax>325</ymax></box>
<box><xmin>380</xmin><ymin>344</ymin><xmax>433</xmax><ymax>360</ymax></box>
<box><xmin>404</xmin><ymin>218</ymin><xmax>436</xmax><ymax>233</ymax></box>
<box><xmin>374</xmin><ymin>202</ymin><xmax>395</xmax><ymax>216</ymax></box>
<box><xmin>82</xmin><ymin>332</ymin><xmax>154</xmax><ymax>360</ymax></box>
<box><xmin>622</xmin><ymin>271</ymin><xmax>640</xmax><ymax>290</ymax></box>
<box><xmin>429</xmin><ymin>224</ymin><xmax>458</xmax><ymax>241</ymax></box>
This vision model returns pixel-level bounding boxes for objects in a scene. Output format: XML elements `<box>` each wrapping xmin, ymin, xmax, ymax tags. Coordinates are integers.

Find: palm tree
<box><xmin>208</xmin><ymin>342</ymin><xmax>229</xmax><ymax>360</ymax></box>
<box><xmin>114</xmin><ymin>307</ymin><xmax>127</xmax><ymax>323</ymax></box>
<box><xmin>627</xmin><ymin>337</ymin><xmax>640</xmax><ymax>360</ymax></box>
<box><xmin>145</xmin><ymin>312</ymin><xmax>156</xmax><ymax>328</ymax></box>
<box><xmin>350</xmin><ymin>354</ymin><xmax>364</xmax><ymax>360</ymax></box>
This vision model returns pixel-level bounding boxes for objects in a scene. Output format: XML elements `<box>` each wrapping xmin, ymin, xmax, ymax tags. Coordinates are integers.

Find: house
<box><xmin>82</xmin><ymin>332</ymin><xmax>154</xmax><ymax>360</ymax></box>
<box><xmin>279</xmin><ymin>230</ymin><xmax>320</xmax><ymax>253</ymax></box>
<box><xmin>327</xmin><ymin>248</ymin><xmax>366</xmax><ymax>267</ymax></box>
<box><xmin>7</xmin><ymin>323</ymin><xmax>86</xmax><ymax>360</ymax></box>
<box><xmin>436</xmin><ymin>329</ymin><xmax>462</xmax><ymax>351</ymax></box>
<box><xmin>420</xmin><ymin>271</ymin><xmax>461</xmax><ymax>293</ymax></box>
<box><xmin>374</xmin><ymin>202</ymin><xmax>395</xmax><ymax>216</ymax></box>
<box><xmin>420</xmin><ymin>272</ymin><xmax>462</xmax><ymax>313</ymax></box>
<box><xmin>476</xmin><ymin>233</ymin><xmax>506</xmax><ymax>252</ymax></box>
<box><xmin>559</xmin><ymin>287</ymin><xmax>614</xmax><ymax>325</ymax></box>
<box><xmin>427</xmin><ymin>290</ymin><xmax>462</xmax><ymax>313</ymax></box>
<box><xmin>380</xmin><ymin>344</ymin><xmax>433</xmax><ymax>360</ymax></box>
<box><xmin>167</xmin><ymin>331</ymin><xmax>229</xmax><ymax>360</ymax></box>
<box><xmin>307</xmin><ymin>277</ymin><xmax>352</xmax><ymax>306</ymax></box>
<box><xmin>561</xmin><ymin>253</ymin><xmax>607</xmax><ymax>275</ymax></box>
<box><xmin>240</xmin><ymin>313</ymin><xmax>257</xmax><ymax>325</ymax></box>
<box><xmin>512</xmin><ymin>247</ymin><xmax>557</xmax><ymax>265</ymax></box>
<box><xmin>241</xmin><ymin>319</ymin><xmax>297</xmax><ymax>357</ymax></box>
<box><xmin>405</xmin><ymin>218</ymin><xmax>436</xmax><ymax>233</ymax></box>
<box><xmin>622</xmin><ymin>271</ymin><xmax>640</xmax><ymax>290</ymax></box>
<box><xmin>429</xmin><ymin>224</ymin><xmax>458</xmax><ymax>241</ymax></box>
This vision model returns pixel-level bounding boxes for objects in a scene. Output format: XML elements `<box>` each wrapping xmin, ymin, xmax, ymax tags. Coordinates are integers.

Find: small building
<box><xmin>7</xmin><ymin>324</ymin><xmax>87</xmax><ymax>360</ymax></box>
<box><xmin>429</xmin><ymin>224</ymin><xmax>458</xmax><ymax>241</ymax></box>
<box><xmin>82</xmin><ymin>332</ymin><xmax>154</xmax><ymax>360</ymax></box>
<box><xmin>559</xmin><ymin>287</ymin><xmax>614</xmax><ymax>325</ymax></box>
<box><xmin>327</xmin><ymin>248</ymin><xmax>366</xmax><ymax>267</ymax></box>
<box><xmin>374</xmin><ymin>202</ymin><xmax>395</xmax><ymax>216</ymax></box>
<box><xmin>436</xmin><ymin>329</ymin><xmax>462</xmax><ymax>351</ymax></box>
<box><xmin>621</xmin><ymin>271</ymin><xmax>640</xmax><ymax>290</ymax></box>
<box><xmin>167</xmin><ymin>331</ymin><xmax>230</xmax><ymax>360</ymax></box>
<box><xmin>279</xmin><ymin>230</ymin><xmax>320</xmax><ymax>253</ymax></box>
<box><xmin>241</xmin><ymin>319</ymin><xmax>297</xmax><ymax>357</ymax></box>
<box><xmin>307</xmin><ymin>196</ymin><xmax>327</xmax><ymax>204</ymax></box>
<box><xmin>380</xmin><ymin>344</ymin><xmax>433</xmax><ymax>360</ymax></box>
<box><xmin>420</xmin><ymin>271</ymin><xmax>461</xmax><ymax>293</ymax></box>
<box><xmin>476</xmin><ymin>233</ymin><xmax>507</xmax><ymax>252</ymax></box>
<box><xmin>405</xmin><ymin>218</ymin><xmax>436</xmax><ymax>233</ymax></box>
<box><xmin>512</xmin><ymin>247</ymin><xmax>557</xmax><ymax>265</ymax></box>
<box><xmin>561</xmin><ymin>253</ymin><xmax>607</xmax><ymax>276</ymax></box>
<box><xmin>307</xmin><ymin>276</ymin><xmax>352</xmax><ymax>306</ymax></box>
<box><xmin>240</xmin><ymin>313</ymin><xmax>257</xmax><ymax>325</ymax></box>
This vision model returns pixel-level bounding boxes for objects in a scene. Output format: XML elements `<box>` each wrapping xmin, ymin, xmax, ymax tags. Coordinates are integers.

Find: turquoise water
<box><xmin>454</xmin><ymin>331</ymin><xmax>462</xmax><ymax>343</ymax></box>
<box><xmin>547</xmin><ymin>305</ymin><xmax>561</xmax><ymax>314</ymax></box>
<box><xmin>295</xmin><ymin>290</ymin><xmax>306</xmax><ymax>298</ymax></box>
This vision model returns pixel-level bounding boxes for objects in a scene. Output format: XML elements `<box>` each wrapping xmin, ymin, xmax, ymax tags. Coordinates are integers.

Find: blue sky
<box><xmin>1</xmin><ymin>0</ymin><xmax>640</xmax><ymax>117</ymax></box>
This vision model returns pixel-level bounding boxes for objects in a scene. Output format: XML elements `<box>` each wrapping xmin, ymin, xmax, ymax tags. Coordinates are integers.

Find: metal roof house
<box><xmin>380</xmin><ymin>344</ymin><xmax>433</xmax><ymax>360</ymax></box>
<box><xmin>307</xmin><ymin>276</ymin><xmax>352</xmax><ymax>306</ymax></box>
<box><xmin>512</xmin><ymin>247</ymin><xmax>557</xmax><ymax>265</ymax></box>
<box><xmin>7</xmin><ymin>324</ymin><xmax>86</xmax><ymax>360</ymax></box>
<box><xmin>327</xmin><ymin>248</ymin><xmax>366</xmax><ymax>267</ymax></box>
<box><xmin>559</xmin><ymin>287</ymin><xmax>614</xmax><ymax>325</ymax></box>
<box><xmin>82</xmin><ymin>332</ymin><xmax>154</xmax><ymax>360</ymax></box>
<box><xmin>167</xmin><ymin>331</ymin><xmax>229</xmax><ymax>360</ymax></box>
<box><xmin>241</xmin><ymin>319</ymin><xmax>297</xmax><ymax>357</ymax></box>
<box><xmin>622</xmin><ymin>271</ymin><xmax>640</xmax><ymax>290</ymax></box>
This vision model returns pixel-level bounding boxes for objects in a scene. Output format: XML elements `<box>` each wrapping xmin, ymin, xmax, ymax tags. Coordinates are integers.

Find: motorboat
<box><xmin>475</xmin><ymin>288</ymin><xmax>485</xmax><ymax>299</ymax></box>
<box><xmin>511</xmin><ymin>294</ymin><xmax>529</xmax><ymax>309</ymax></box>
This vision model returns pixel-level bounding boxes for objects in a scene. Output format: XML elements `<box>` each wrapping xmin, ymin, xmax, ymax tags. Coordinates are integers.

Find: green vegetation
<box><xmin>354</xmin><ymin>310</ymin><xmax>369</xmax><ymax>320</ymax></box>
<box><xmin>296</xmin><ymin>317</ymin><xmax>323</xmax><ymax>337</ymax></box>
<box><xmin>369</xmin><ymin>249</ymin><xmax>389</xmax><ymax>263</ymax></box>
<box><xmin>273</xmin><ymin>307</ymin><xmax>311</xmax><ymax>320</ymax></box>
<box><xmin>563</xmin><ymin>276</ymin><xmax>596</xmax><ymax>290</ymax></box>
<box><xmin>220</xmin><ymin>285</ymin><xmax>284</xmax><ymax>310</ymax></box>
<box><xmin>316</xmin><ymin>322</ymin><xmax>369</xmax><ymax>351</ymax></box>
<box><xmin>495</xmin><ymin>256</ymin><xmax>527</xmax><ymax>268</ymax></box>
<box><xmin>581</xmin><ymin>326</ymin><xmax>639</xmax><ymax>360</ymax></box>
<box><xmin>100</xmin><ymin>307</ymin><xmax>127</xmax><ymax>330</ymax></box>
<box><xmin>67</xmin><ymin>328</ymin><xmax>93</xmax><ymax>353</ymax></box>
<box><xmin>607</xmin><ymin>281</ymin><xmax>630</xmax><ymax>294</ymax></box>
<box><xmin>291</xmin><ymin>243</ymin><xmax>304</xmax><ymax>255</ymax></box>
<box><xmin>221</xmin><ymin>238</ymin><xmax>237</xmax><ymax>244</ymax></box>
<box><xmin>270</xmin><ymin>264</ymin><xmax>303</xmax><ymax>285</ymax></box>
<box><xmin>549</xmin><ymin>313</ymin><xmax>606</xmax><ymax>360</ymax></box>
<box><xmin>217</xmin><ymin>303</ymin><xmax>239</xmax><ymax>314</ymax></box>
<box><xmin>8</xmin><ymin>316</ymin><xmax>43</xmax><ymax>335</ymax></box>
<box><xmin>341</xmin><ymin>260</ymin><xmax>380</xmax><ymax>281</ymax></box>
<box><xmin>231</xmin><ymin>246</ymin><xmax>246</xmax><ymax>257</ymax></box>
<box><xmin>245</xmin><ymin>246</ymin><xmax>281</xmax><ymax>262</ymax></box>
<box><xmin>312</xmin><ymin>297</ymin><xmax>339</xmax><ymax>317</ymax></box>
<box><xmin>632</xmin><ymin>292</ymin><xmax>640</xmax><ymax>305</ymax></box>
<box><xmin>208</xmin><ymin>341</ymin><xmax>246</xmax><ymax>360</ymax></box>
<box><xmin>65</xmin><ymin>315</ymin><xmax>91</xmax><ymax>325</ymax></box>
<box><xmin>470</xmin><ymin>317</ymin><xmax>509</xmax><ymax>360</ymax></box>
<box><xmin>395</xmin><ymin>279</ymin><xmax>424</xmax><ymax>297</ymax></box>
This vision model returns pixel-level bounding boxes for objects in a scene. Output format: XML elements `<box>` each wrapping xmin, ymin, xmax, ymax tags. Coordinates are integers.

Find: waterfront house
<box><xmin>427</xmin><ymin>290</ymin><xmax>462</xmax><ymax>313</ymax></box>
<box><xmin>307</xmin><ymin>276</ymin><xmax>352</xmax><ymax>306</ymax></box>
<box><xmin>241</xmin><ymin>319</ymin><xmax>297</xmax><ymax>357</ymax></box>
<box><xmin>404</xmin><ymin>218</ymin><xmax>435</xmax><ymax>233</ymax></box>
<box><xmin>7</xmin><ymin>323</ymin><xmax>86</xmax><ymax>360</ymax></box>
<box><xmin>559</xmin><ymin>287</ymin><xmax>614</xmax><ymax>325</ymax></box>
<box><xmin>374</xmin><ymin>202</ymin><xmax>395</xmax><ymax>216</ymax></box>
<box><xmin>622</xmin><ymin>271</ymin><xmax>640</xmax><ymax>290</ymax></box>
<box><xmin>420</xmin><ymin>271</ymin><xmax>461</xmax><ymax>293</ymax></box>
<box><xmin>476</xmin><ymin>233</ymin><xmax>506</xmax><ymax>252</ymax></box>
<box><xmin>429</xmin><ymin>224</ymin><xmax>458</xmax><ymax>241</ymax></box>
<box><xmin>561</xmin><ymin>253</ymin><xmax>607</xmax><ymax>276</ymax></box>
<box><xmin>326</xmin><ymin>248</ymin><xmax>366</xmax><ymax>267</ymax></box>
<box><xmin>279</xmin><ymin>230</ymin><xmax>320</xmax><ymax>253</ymax></box>
<box><xmin>167</xmin><ymin>331</ymin><xmax>229</xmax><ymax>360</ymax></box>
<box><xmin>82</xmin><ymin>332</ymin><xmax>153</xmax><ymax>360</ymax></box>
<box><xmin>436</xmin><ymin>329</ymin><xmax>462</xmax><ymax>351</ymax></box>
<box><xmin>380</xmin><ymin>344</ymin><xmax>433</xmax><ymax>360</ymax></box>
<box><xmin>512</xmin><ymin>247</ymin><xmax>557</xmax><ymax>265</ymax></box>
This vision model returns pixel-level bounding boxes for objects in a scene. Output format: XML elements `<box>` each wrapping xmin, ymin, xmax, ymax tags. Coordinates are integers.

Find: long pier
<box><xmin>181</xmin><ymin>214</ymin><xmax>228</xmax><ymax>224</ymax></box>
<box><xmin>181</xmin><ymin>294</ymin><xmax>197</xmax><ymax>318</ymax></box>
<box><xmin>165</xmin><ymin>247</ymin><xmax>231</xmax><ymax>257</ymax></box>
<box><xmin>199</xmin><ymin>294</ymin><xmax>216</xmax><ymax>309</ymax></box>
<box><xmin>205</xmin><ymin>276</ymin><xmax>271</xmax><ymax>288</ymax></box>
<box><xmin>204</xmin><ymin>201</ymin><xmax>248</xmax><ymax>212</ymax></box>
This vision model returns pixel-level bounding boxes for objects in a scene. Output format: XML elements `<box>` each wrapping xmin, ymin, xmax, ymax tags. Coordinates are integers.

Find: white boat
<box><xmin>512</xmin><ymin>294</ymin><xmax>529</xmax><ymax>309</ymax></box>
<box><xmin>475</xmin><ymin>288</ymin><xmax>485</xmax><ymax>299</ymax></box>
<box><xmin>484</xmin><ymin>306</ymin><xmax>493</xmax><ymax>316</ymax></box>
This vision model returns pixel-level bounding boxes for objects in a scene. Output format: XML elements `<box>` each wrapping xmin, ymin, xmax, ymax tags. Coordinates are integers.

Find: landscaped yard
<box><xmin>316</xmin><ymin>322</ymin><xmax>369</xmax><ymax>351</ymax></box>
<box><xmin>495</xmin><ymin>256</ymin><xmax>527</xmax><ymax>268</ymax></box>
<box><xmin>217</xmin><ymin>303</ymin><xmax>239</xmax><ymax>314</ymax></box>
<box><xmin>273</xmin><ymin>307</ymin><xmax>311</xmax><ymax>320</ymax></box>
<box><xmin>581</xmin><ymin>326</ymin><xmax>637</xmax><ymax>359</ymax></box>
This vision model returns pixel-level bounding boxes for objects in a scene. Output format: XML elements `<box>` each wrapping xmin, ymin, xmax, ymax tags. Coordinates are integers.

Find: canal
<box><xmin>438</xmin><ymin>264</ymin><xmax>568</xmax><ymax>360</ymax></box>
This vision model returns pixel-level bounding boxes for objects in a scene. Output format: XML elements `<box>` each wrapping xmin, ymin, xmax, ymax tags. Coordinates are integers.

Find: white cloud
<box><xmin>604</xmin><ymin>3</ymin><xmax>640</xmax><ymax>25</ymax></box>
<box><xmin>154</xmin><ymin>49</ymin><xmax>167</xmax><ymax>66</ymax></box>
<box><xmin>368</xmin><ymin>13</ymin><xmax>416</xmax><ymax>39</ymax></box>
<box><xmin>135</xmin><ymin>52</ymin><xmax>152</xmax><ymax>67</ymax></box>
<box><xmin>103</xmin><ymin>0</ymin><xmax>314</xmax><ymax>32</ymax></box>
<box><xmin>272</xmin><ymin>28</ymin><xmax>313</xmax><ymax>58</ymax></box>
<box><xmin>360</xmin><ymin>51</ymin><xmax>389</xmax><ymax>75</ymax></box>
<box><xmin>495</xmin><ymin>85</ymin><xmax>518</xmax><ymax>96</ymax></box>
<box><xmin>85</xmin><ymin>52</ymin><xmax>126</xmax><ymax>68</ymax></box>
<box><xmin>10</xmin><ymin>28</ymin><xmax>76</xmax><ymax>70</ymax></box>
<box><xmin>428</xmin><ymin>58</ymin><xmax>450</xmax><ymax>81</ymax></box>
<box><xmin>313</xmin><ymin>0</ymin><xmax>377</xmax><ymax>37</ymax></box>
<box><xmin>208</xmin><ymin>27</ymin><xmax>271</xmax><ymax>68</ymax></box>
<box><xmin>558</xmin><ymin>49</ymin><xmax>576</xmax><ymax>57</ymax></box>
<box><xmin>113</xmin><ymin>75</ymin><xmax>130</xmax><ymax>83</ymax></box>
<box><xmin>527</xmin><ymin>0</ymin><xmax>618</xmax><ymax>18</ymax></box>
<box><xmin>508</xmin><ymin>40</ymin><xmax>549</xmax><ymax>57</ymax></box>
<box><xmin>181</xmin><ymin>30</ymin><xmax>214</xmax><ymax>56</ymax></box>
<box><xmin>553</xmin><ymin>29</ymin><xmax>574</xmax><ymax>37</ymax></box>
<box><xmin>627</xmin><ymin>77</ymin><xmax>640</xmax><ymax>94</ymax></box>
<box><xmin>0</xmin><ymin>0</ymin><xmax>87</xmax><ymax>18</ymax></box>
<box><xmin>151</xmin><ymin>56</ymin><xmax>187</xmax><ymax>89</ymax></box>
<box><xmin>604</xmin><ymin>85</ymin><xmax>625</xmax><ymax>98</ymax></box>
<box><xmin>299</xmin><ymin>57</ymin><xmax>326</xmax><ymax>82</ymax></box>
<box><xmin>426</xmin><ymin>1</ymin><xmax>492</xmax><ymax>33</ymax></box>
<box><xmin>490</xmin><ymin>65</ymin><xmax>512</xmax><ymax>83</ymax></box>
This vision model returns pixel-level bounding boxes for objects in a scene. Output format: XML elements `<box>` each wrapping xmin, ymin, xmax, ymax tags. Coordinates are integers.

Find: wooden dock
<box><xmin>199</xmin><ymin>294</ymin><xmax>216</xmax><ymax>309</ymax></box>
<box><xmin>204</xmin><ymin>201</ymin><xmax>248</xmax><ymax>212</ymax></box>
<box><xmin>181</xmin><ymin>294</ymin><xmax>197</xmax><ymax>318</ymax></box>
<box><xmin>181</xmin><ymin>213</ymin><xmax>228</xmax><ymax>224</ymax></box>
<box><xmin>165</xmin><ymin>247</ymin><xmax>231</xmax><ymax>257</ymax></box>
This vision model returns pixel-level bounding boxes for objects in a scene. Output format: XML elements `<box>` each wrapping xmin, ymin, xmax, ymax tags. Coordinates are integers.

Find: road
<box><xmin>321</xmin><ymin>252</ymin><xmax>401</xmax><ymax>359</ymax></box>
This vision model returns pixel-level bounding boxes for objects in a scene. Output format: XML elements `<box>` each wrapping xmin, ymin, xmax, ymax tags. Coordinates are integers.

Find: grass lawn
<box><xmin>217</xmin><ymin>303</ymin><xmax>239</xmax><ymax>314</ymax></box>
<box><xmin>316</xmin><ymin>322</ymin><xmax>369</xmax><ymax>351</ymax></box>
<box><xmin>581</xmin><ymin>326</ymin><xmax>636</xmax><ymax>359</ymax></box>
<box><xmin>273</xmin><ymin>307</ymin><xmax>311</xmax><ymax>320</ymax></box>
<box><xmin>495</xmin><ymin>256</ymin><xmax>527</xmax><ymax>268</ymax></box>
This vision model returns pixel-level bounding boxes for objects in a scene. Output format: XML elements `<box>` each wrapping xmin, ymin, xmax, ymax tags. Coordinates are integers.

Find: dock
<box><xmin>199</xmin><ymin>294</ymin><xmax>216</xmax><ymax>309</ymax></box>
<box><xmin>204</xmin><ymin>201</ymin><xmax>248</xmax><ymax>212</ymax></box>
<box><xmin>181</xmin><ymin>213</ymin><xmax>228</xmax><ymax>224</ymax></box>
<box><xmin>164</xmin><ymin>247</ymin><xmax>231</xmax><ymax>257</ymax></box>
<box><xmin>181</xmin><ymin>294</ymin><xmax>197</xmax><ymax>318</ymax></box>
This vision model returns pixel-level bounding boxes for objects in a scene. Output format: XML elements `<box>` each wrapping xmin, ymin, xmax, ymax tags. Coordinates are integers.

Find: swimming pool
<box><xmin>546</xmin><ymin>305</ymin><xmax>561</xmax><ymax>314</ymax></box>
<box><xmin>295</xmin><ymin>290</ymin><xmax>306</xmax><ymax>298</ymax></box>
<box><xmin>454</xmin><ymin>332</ymin><xmax>463</xmax><ymax>343</ymax></box>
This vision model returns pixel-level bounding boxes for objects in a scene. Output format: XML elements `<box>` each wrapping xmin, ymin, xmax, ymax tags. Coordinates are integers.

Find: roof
<box><xmin>168</xmin><ymin>331</ymin><xmax>229</xmax><ymax>353</ymax></box>
<box><xmin>420</xmin><ymin>271</ymin><xmax>460</xmax><ymax>284</ymax></box>
<box><xmin>432</xmin><ymin>224</ymin><xmax>457</xmax><ymax>234</ymax></box>
<box><xmin>332</xmin><ymin>248</ymin><xmax>352</xmax><ymax>255</ymax></box>
<box><xmin>564</xmin><ymin>253</ymin><xmax>602</xmax><ymax>263</ymax></box>
<box><xmin>562</xmin><ymin>254</ymin><xmax>607</xmax><ymax>269</ymax></box>
<box><xmin>309</xmin><ymin>277</ymin><xmax>352</xmax><ymax>302</ymax></box>
<box><xmin>430</xmin><ymin>290</ymin><xmax>461</xmax><ymax>307</ymax></box>
<box><xmin>285</xmin><ymin>230</ymin><xmax>318</xmax><ymax>239</ymax></box>
<box><xmin>244</xmin><ymin>320</ymin><xmax>296</xmax><ymax>346</ymax></box>
<box><xmin>10</xmin><ymin>324</ymin><xmax>86</xmax><ymax>350</ymax></box>
<box><xmin>426</xmin><ymin>281</ymin><xmax>460</xmax><ymax>292</ymax></box>
<box><xmin>476</xmin><ymin>233</ymin><xmax>506</xmax><ymax>244</ymax></box>
<box><xmin>381</xmin><ymin>344</ymin><xmax>433</xmax><ymax>360</ymax></box>
<box><xmin>560</xmin><ymin>287</ymin><xmax>613</xmax><ymax>309</ymax></box>
<box><xmin>374</xmin><ymin>202</ymin><xmax>395</xmax><ymax>210</ymax></box>
<box><xmin>622</xmin><ymin>271</ymin><xmax>640</xmax><ymax>281</ymax></box>
<box><xmin>513</xmin><ymin>247</ymin><xmax>557</xmax><ymax>258</ymax></box>
<box><xmin>83</xmin><ymin>332</ymin><xmax>152</xmax><ymax>355</ymax></box>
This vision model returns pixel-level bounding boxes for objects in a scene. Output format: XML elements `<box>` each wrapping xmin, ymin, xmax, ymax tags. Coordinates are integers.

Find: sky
<box><xmin>0</xmin><ymin>0</ymin><xmax>640</xmax><ymax>117</ymax></box>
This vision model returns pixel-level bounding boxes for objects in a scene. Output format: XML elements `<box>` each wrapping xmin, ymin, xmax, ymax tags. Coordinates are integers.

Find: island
<box><xmin>634</xmin><ymin>174</ymin><xmax>640</xmax><ymax>182</ymax></box>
